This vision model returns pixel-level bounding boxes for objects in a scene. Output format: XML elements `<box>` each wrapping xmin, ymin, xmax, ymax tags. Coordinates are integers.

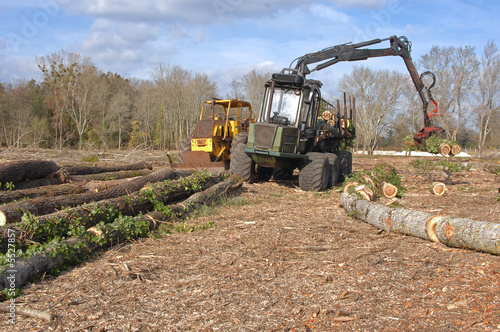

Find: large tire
<box><xmin>298</xmin><ymin>153</ymin><xmax>330</xmax><ymax>192</ymax></box>
<box><xmin>230</xmin><ymin>133</ymin><xmax>258</xmax><ymax>183</ymax></box>
<box><xmin>179</xmin><ymin>137</ymin><xmax>191</xmax><ymax>162</ymax></box>
<box><xmin>336</xmin><ymin>150</ymin><xmax>352</xmax><ymax>183</ymax></box>
<box><xmin>325</xmin><ymin>153</ymin><xmax>340</xmax><ymax>188</ymax></box>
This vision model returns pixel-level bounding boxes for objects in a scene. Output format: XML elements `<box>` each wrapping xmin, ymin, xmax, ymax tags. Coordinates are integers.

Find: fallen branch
<box><xmin>0</xmin><ymin>168</ymin><xmax>192</xmax><ymax>225</ymax></box>
<box><xmin>0</xmin><ymin>302</ymin><xmax>52</xmax><ymax>321</ymax></box>
<box><xmin>341</xmin><ymin>192</ymin><xmax>500</xmax><ymax>255</ymax></box>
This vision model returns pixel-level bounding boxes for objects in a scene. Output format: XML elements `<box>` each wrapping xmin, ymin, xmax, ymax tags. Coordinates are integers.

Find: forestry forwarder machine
<box><xmin>174</xmin><ymin>98</ymin><xmax>255</xmax><ymax>170</ymax></box>
<box><xmin>230</xmin><ymin>35</ymin><xmax>445</xmax><ymax>191</ymax></box>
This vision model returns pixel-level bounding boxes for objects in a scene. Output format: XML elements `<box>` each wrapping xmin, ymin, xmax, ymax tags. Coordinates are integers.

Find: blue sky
<box><xmin>1</xmin><ymin>0</ymin><xmax>499</xmax><ymax>97</ymax></box>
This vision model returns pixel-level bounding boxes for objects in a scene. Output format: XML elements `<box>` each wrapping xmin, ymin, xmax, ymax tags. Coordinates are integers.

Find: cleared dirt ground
<box><xmin>3</xmin><ymin>151</ymin><xmax>500</xmax><ymax>331</ymax></box>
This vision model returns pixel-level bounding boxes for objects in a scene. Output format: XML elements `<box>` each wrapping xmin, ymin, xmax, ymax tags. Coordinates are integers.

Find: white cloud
<box><xmin>310</xmin><ymin>4</ymin><xmax>350</xmax><ymax>23</ymax></box>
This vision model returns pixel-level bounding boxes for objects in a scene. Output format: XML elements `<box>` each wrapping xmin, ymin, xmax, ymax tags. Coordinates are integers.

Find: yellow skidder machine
<box><xmin>176</xmin><ymin>99</ymin><xmax>255</xmax><ymax>169</ymax></box>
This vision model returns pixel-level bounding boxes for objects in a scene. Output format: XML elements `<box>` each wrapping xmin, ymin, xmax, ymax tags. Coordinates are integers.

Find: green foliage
<box><xmin>0</xmin><ymin>182</ymin><xmax>15</xmax><ymax>190</ymax></box>
<box><xmin>424</xmin><ymin>135</ymin><xmax>442</xmax><ymax>154</ymax></box>
<box><xmin>171</xmin><ymin>221</ymin><xmax>215</xmax><ymax>233</ymax></box>
<box><xmin>1</xmin><ymin>287</ymin><xmax>21</xmax><ymax>301</ymax></box>
<box><xmin>410</xmin><ymin>159</ymin><xmax>469</xmax><ymax>175</ymax></box>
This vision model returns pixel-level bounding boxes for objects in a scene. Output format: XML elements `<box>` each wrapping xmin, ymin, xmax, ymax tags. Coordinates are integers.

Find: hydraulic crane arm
<box><xmin>294</xmin><ymin>35</ymin><xmax>435</xmax><ymax>127</ymax></box>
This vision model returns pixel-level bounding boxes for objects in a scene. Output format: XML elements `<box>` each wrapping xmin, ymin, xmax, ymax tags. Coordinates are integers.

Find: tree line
<box><xmin>340</xmin><ymin>40</ymin><xmax>500</xmax><ymax>157</ymax></box>
<box><xmin>0</xmin><ymin>41</ymin><xmax>498</xmax><ymax>157</ymax></box>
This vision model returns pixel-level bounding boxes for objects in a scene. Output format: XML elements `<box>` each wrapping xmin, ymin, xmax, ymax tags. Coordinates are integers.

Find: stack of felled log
<box><xmin>0</xmin><ymin>159</ymin><xmax>242</xmax><ymax>292</ymax></box>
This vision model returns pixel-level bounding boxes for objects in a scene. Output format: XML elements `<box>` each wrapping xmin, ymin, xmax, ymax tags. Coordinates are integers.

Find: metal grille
<box><xmin>254</xmin><ymin>124</ymin><xmax>276</xmax><ymax>149</ymax></box>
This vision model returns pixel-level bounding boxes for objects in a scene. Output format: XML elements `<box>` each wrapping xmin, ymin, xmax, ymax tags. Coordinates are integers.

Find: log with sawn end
<box><xmin>341</xmin><ymin>192</ymin><xmax>500</xmax><ymax>255</ymax></box>
<box><xmin>22</xmin><ymin>172</ymin><xmax>223</xmax><ymax>243</ymax></box>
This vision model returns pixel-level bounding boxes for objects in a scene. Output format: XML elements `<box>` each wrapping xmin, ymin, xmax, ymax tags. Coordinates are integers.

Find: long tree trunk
<box><xmin>341</xmin><ymin>192</ymin><xmax>500</xmax><ymax>255</ymax></box>
<box><xmin>0</xmin><ymin>182</ymin><xmax>91</xmax><ymax>205</ymax></box>
<box><xmin>0</xmin><ymin>168</ymin><xmax>192</xmax><ymax>225</ymax></box>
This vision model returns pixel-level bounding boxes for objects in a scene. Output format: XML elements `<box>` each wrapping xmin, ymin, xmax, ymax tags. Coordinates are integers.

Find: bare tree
<box><xmin>228</xmin><ymin>79</ymin><xmax>244</xmax><ymax>100</ymax></box>
<box><xmin>242</xmin><ymin>69</ymin><xmax>271</xmax><ymax>112</ymax></box>
<box><xmin>339</xmin><ymin>66</ymin><xmax>406</xmax><ymax>155</ymax></box>
<box><xmin>474</xmin><ymin>40</ymin><xmax>500</xmax><ymax>157</ymax></box>
<box><xmin>147</xmin><ymin>64</ymin><xmax>218</xmax><ymax>149</ymax></box>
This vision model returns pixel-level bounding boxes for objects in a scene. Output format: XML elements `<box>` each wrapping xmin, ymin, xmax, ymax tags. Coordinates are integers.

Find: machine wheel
<box><xmin>230</xmin><ymin>133</ymin><xmax>258</xmax><ymax>183</ymax></box>
<box><xmin>273</xmin><ymin>168</ymin><xmax>294</xmax><ymax>180</ymax></box>
<box><xmin>179</xmin><ymin>137</ymin><xmax>191</xmax><ymax>162</ymax></box>
<box><xmin>335</xmin><ymin>150</ymin><xmax>352</xmax><ymax>183</ymax></box>
<box><xmin>325</xmin><ymin>153</ymin><xmax>340</xmax><ymax>188</ymax></box>
<box><xmin>298</xmin><ymin>153</ymin><xmax>329</xmax><ymax>192</ymax></box>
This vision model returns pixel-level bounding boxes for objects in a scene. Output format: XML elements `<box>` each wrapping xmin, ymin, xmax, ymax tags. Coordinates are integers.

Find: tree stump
<box><xmin>431</xmin><ymin>182</ymin><xmax>446</xmax><ymax>196</ymax></box>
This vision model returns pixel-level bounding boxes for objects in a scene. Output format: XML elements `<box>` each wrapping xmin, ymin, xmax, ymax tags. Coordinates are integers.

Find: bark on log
<box><xmin>63</xmin><ymin>162</ymin><xmax>152</xmax><ymax>175</ymax></box>
<box><xmin>341</xmin><ymin>192</ymin><xmax>500</xmax><ymax>255</ymax></box>
<box><xmin>69</xmin><ymin>169</ymin><xmax>153</xmax><ymax>182</ymax></box>
<box><xmin>431</xmin><ymin>182</ymin><xmax>446</xmax><ymax>195</ymax></box>
<box><xmin>0</xmin><ymin>160</ymin><xmax>59</xmax><ymax>185</ymax></box>
<box><xmin>0</xmin><ymin>175</ymin><xmax>241</xmax><ymax>290</ymax></box>
<box><xmin>84</xmin><ymin>177</ymin><xmax>139</xmax><ymax>193</ymax></box>
<box><xmin>11</xmin><ymin>168</ymin><xmax>72</xmax><ymax>191</ymax></box>
<box><xmin>0</xmin><ymin>182</ymin><xmax>90</xmax><ymax>205</ymax></box>
<box><xmin>0</xmin><ymin>168</ymin><xmax>192</xmax><ymax>225</ymax></box>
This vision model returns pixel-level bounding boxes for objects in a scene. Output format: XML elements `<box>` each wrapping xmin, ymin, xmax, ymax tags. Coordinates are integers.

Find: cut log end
<box><xmin>439</xmin><ymin>143</ymin><xmax>452</xmax><ymax>156</ymax></box>
<box><xmin>0</xmin><ymin>212</ymin><xmax>5</xmax><ymax>226</ymax></box>
<box><xmin>343</xmin><ymin>181</ymin><xmax>358</xmax><ymax>193</ymax></box>
<box><xmin>355</xmin><ymin>184</ymin><xmax>373</xmax><ymax>201</ymax></box>
<box><xmin>426</xmin><ymin>215</ymin><xmax>444</xmax><ymax>243</ymax></box>
<box><xmin>362</xmin><ymin>175</ymin><xmax>375</xmax><ymax>188</ymax></box>
<box><xmin>431</xmin><ymin>182</ymin><xmax>446</xmax><ymax>196</ymax></box>
<box><xmin>451</xmin><ymin>145</ymin><xmax>461</xmax><ymax>156</ymax></box>
<box><xmin>382</xmin><ymin>182</ymin><xmax>398</xmax><ymax>199</ymax></box>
